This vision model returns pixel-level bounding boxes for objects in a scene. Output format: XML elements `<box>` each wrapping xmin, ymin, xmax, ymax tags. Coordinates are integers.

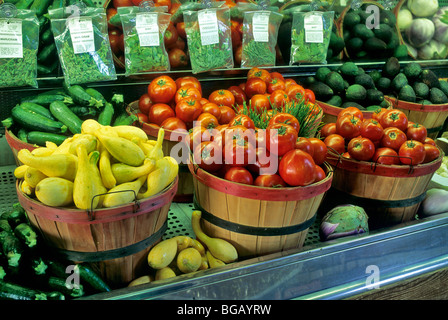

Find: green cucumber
<box><xmin>27</xmin><ymin>131</ymin><xmax>68</xmax><ymax>146</ymax></box>
<box><xmin>21</xmin><ymin>93</ymin><xmax>73</xmax><ymax>106</ymax></box>
<box><xmin>19</xmin><ymin>102</ymin><xmax>56</xmax><ymax>120</ymax></box>
<box><xmin>65</xmin><ymin>84</ymin><xmax>102</xmax><ymax>108</ymax></box>
<box><xmin>0</xmin><ymin>231</ymin><xmax>24</xmax><ymax>268</ymax></box>
<box><xmin>98</xmin><ymin>102</ymin><xmax>115</xmax><ymax>126</ymax></box>
<box><xmin>49</xmin><ymin>101</ymin><xmax>83</xmax><ymax>134</ymax></box>
<box><xmin>37</xmin><ymin>61</ymin><xmax>58</xmax><ymax>75</ymax></box>
<box><xmin>0</xmin><ymin>280</ymin><xmax>48</xmax><ymax>300</ymax></box>
<box><xmin>14</xmin><ymin>223</ymin><xmax>38</xmax><ymax>248</ymax></box>
<box><xmin>11</xmin><ymin>105</ymin><xmax>68</xmax><ymax>134</ymax></box>
<box><xmin>85</xmin><ymin>87</ymin><xmax>107</xmax><ymax>104</ymax></box>
<box><xmin>75</xmin><ymin>263</ymin><xmax>111</xmax><ymax>292</ymax></box>
<box><xmin>68</xmin><ymin>106</ymin><xmax>98</xmax><ymax>118</ymax></box>
<box><xmin>47</xmin><ymin>276</ymin><xmax>84</xmax><ymax>298</ymax></box>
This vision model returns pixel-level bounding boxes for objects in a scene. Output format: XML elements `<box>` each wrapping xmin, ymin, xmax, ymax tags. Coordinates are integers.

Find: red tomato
<box><xmin>424</xmin><ymin>137</ymin><xmax>436</xmax><ymax>146</ymax></box>
<box><xmin>193</xmin><ymin>141</ymin><xmax>223</xmax><ymax>173</ymax></box>
<box><xmin>135</xmin><ymin>112</ymin><xmax>148</xmax><ymax>123</ymax></box>
<box><xmin>201</xmin><ymin>102</ymin><xmax>221</xmax><ymax>121</ymax></box>
<box><xmin>249</xmin><ymin>94</ymin><xmax>271</xmax><ymax>114</ymax></box>
<box><xmin>245</xmin><ymin>77</ymin><xmax>267</xmax><ymax>98</ymax></box>
<box><xmin>372</xmin><ymin>107</ymin><xmax>388</xmax><ymax>122</ymax></box>
<box><xmin>320</xmin><ymin>122</ymin><xmax>337</xmax><ymax>138</ymax></box>
<box><xmin>160</xmin><ymin>117</ymin><xmax>187</xmax><ymax>132</ymax></box>
<box><xmin>208</xmin><ymin>89</ymin><xmax>235</xmax><ymax>108</ymax></box>
<box><xmin>187</xmin><ymin>126</ymin><xmax>213</xmax><ymax>151</ymax></box>
<box><xmin>270</xmin><ymin>72</ymin><xmax>284</xmax><ymax>81</ymax></box>
<box><xmin>234</xmin><ymin>45</ymin><xmax>243</xmax><ymax>66</ymax></box>
<box><xmin>148</xmin><ymin>75</ymin><xmax>177</xmax><ymax>104</ymax></box>
<box><xmin>268</xmin><ymin>113</ymin><xmax>300</xmax><ymax>133</ymax></box>
<box><xmin>406</xmin><ymin>123</ymin><xmax>427</xmax><ymax>143</ymax></box>
<box><xmin>336</xmin><ymin>114</ymin><xmax>362</xmax><ymax>139</ymax></box>
<box><xmin>267</xmin><ymin>78</ymin><xmax>286</xmax><ymax>94</ymax></box>
<box><xmin>279</xmin><ymin>149</ymin><xmax>316</xmax><ymax>186</ymax></box>
<box><xmin>347</xmin><ymin>136</ymin><xmax>375</xmax><ymax>161</ymax></box>
<box><xmin>398</xmin><ymin>140</ymin><xmax>426</xmax><ymax>165</ymax></box>
<box><xmin>175</xmin><ymin>76</ymin><xmax>202</xmax><ymax>94</ymax></box>
<box><xmin>176</xmin><ymin>21</ymin><xmax>186</xmax><ymax>39</ymax></box>
<box><xmin>360</xmin><ymin>118</ymin><xmax>384</xmax><ymax>142</ymax></box>
<box><xmin>164</xmin><ymin>23</ymin><xmax>178</xmax><ymax>48</ymax></box>
<box><xmin>108</xmin><ymin>29</ymin><xmax>124</xmax><ymax>55</ymax></box>
<box><xmin>246</xmin><ymin>147</ymin><xmax>276</xmax><ymax>175</ymax></box>
<box><xmin>228</xmin><ymin>114</ymin><xmax>255</xmax><ymax>129</ymax></box>
<box><xmin>168</xmin><ymin>48</ymin><xmax>188</xmax><ymax>68</ymax></box>
<box><xmin>106</xmin><ymin>8</ymin><xmax>119</xmax><ymax>29</ymax></box>
<box><xmin>380</xmin><ymin>127</ymin><xmax>407</xmax><ymax>151</ymax></box>
<box><xmin>269</xmin><ymin>89</ymin><xmax>290</xmax><ymax>110</ymax></box>
<box><xmin>324</xmin><ymin>134</ymin><xmax>346</xmax><ymax>155</ymax></box>
<box><xmin>266</xmin><ymin>123</ymin><xmax>298</xmax><ymax>156</ymax></box>
<box><xmin>295</xmin><ymin>137</ymin><xmax>314</xmax><ymax>157</ymax></box>
<box><xmin>175</xmin><ymin>99</ymin><xmax>202</xmax><ymax>124</ymax></box>
<box><xmin>308</xmin><ymin>138</ymin><xmax>327</xmax><ymax>165</ymax></box>
<box><xmin>224</xmin><ymin>167</ymin><xmax>254</xmax><ymax>185</ymax></box>
<box><xmin>113</xmin><ymin>0</ymin><xmax>133</xmax><ymax>7</ymax></box>
<box><xmin>175</xmin><ymin>86</ymin><xmax>201</xmax><ymax>104</ymax></box>
<box><xmin>138</xmin><ymin>93</ymin><xmax>153</xmax><ymax>115</ymax></box>
<box><xmin>423</xmin><ymin>144</ymin><xmax>440</xmax><ymax>163</ymax></box>
<box><xmin>154</xmin><ymin>0</ymin><xmax>172</xmax><ymax>11</ymax></box>
<box><xmin>286</xmin><ymin>84</ymin><xmax>306</xmax><ymax>103</ymax></box>
<box><xmin>223</xmin><ymin>137</ymin><xmax>256</xmax><ymax>167</ymax></box>
<box><xmin>254</xmin><ymin>174</ymin><xmax>287</xmax><ymax>188</ymax></box>
<box><xmin>380</xmin><ymin>109</ymin><xmax>408</xmax><ymax>132</ymax></box>
<box><xmin>372</xmin><ymin>147</ymin><xmax>400</xmax><ymax>165</ymax></box>
<box><xmin>227</xmin><ymin>85</ymin><xmax>247</xmax><ymax>105</ymax></box>
<box><xmin>148</xmin><ymin>103</ymin><xmax>175</xmax><ymax>126</ymax></box>
<box><xmin>247</xmin><ymin>67</ymin><xmax>272</xmax><ymax>84</ymax></box>
<box><xmin>219</xmin><ymin>106</ymin><xmax>237</xmax><ymax>125</ymax></box>
<box><xmin>337</xmin><ymin>107</ymin><xmax>364</xmax><ymax>121</ymax></box>
<box><xmin>284</xmin><ymin>78</ymin><xmax>297</xmax><ymax>89</ymax></box>
<box><xmin>303</xmin><ymin>89</ymin><xmax>316</xmax><ymax>104</ymax></box>
<box><xmin>195</xmin><ymin>112</ymin><xmax>219</xmax><ymax>129</ymax></box>
<box><xmin>314</xmin><ymin>165</ymin><xmax>326</xmax><ymax>182</ymax></box>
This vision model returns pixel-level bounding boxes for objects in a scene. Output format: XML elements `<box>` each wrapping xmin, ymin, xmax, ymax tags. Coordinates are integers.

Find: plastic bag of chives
<box><xmin>0</xmin><ymin>4</ymin><xmax>39</xmax><ymax>88</ymax></box>
<box><xmin>48</xmin><ymin>4</ymin><xmax>117</xmax><ymax>85</ymax></box>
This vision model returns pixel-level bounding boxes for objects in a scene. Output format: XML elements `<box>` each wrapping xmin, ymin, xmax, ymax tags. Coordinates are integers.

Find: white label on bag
<box><xmin>252</xmin><ymin>12</ymin><xmax>269</xmax><ymax>43</ymax></box>
<box><xmin>0</xmin><ymin>19</ymin><xmax>23</xmax><ymax>58</ymax></box>
<box><xmin>68</xmin><ymin>17</ymin><xmax>95</xmax><ymax>54</ymax></box>
<box><xmin>198</xmin><ymin>10</ymin><xmax>219</xmax><ymax>46</ymax></box>
<box><xmin>304</xmin><ymin>14</ymin><xmax>323</xmax><ymax>43</ymax></box>
<box><xmin>136</xmin><ymin>13</ymin><xmax>159</xmax><ymax>47</ymax></box>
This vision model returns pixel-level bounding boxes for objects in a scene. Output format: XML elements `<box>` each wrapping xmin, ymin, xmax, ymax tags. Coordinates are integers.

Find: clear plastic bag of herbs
<box><xmin>118</xmin><ymin>6</ymin><xmax>171</xmax><ymax>76</ymax></box>
<box><xmin>241</xmin><ymin>10</ymin><xmax>283</xmax><ymax>68</ymax></box>
<box><xmin>289</xmin><ymin>10</ymin><xmax>334</xmax><ymax>65</ymax></box>
<box><xmin>183</xmin><ymin>3</ymin><xmax>234</xmax><ymax>74</ymax></box>
<box><xmin>0</xmin><ymin>6</ymin><xmax>39</xmax><ymax>88</ymax></box>
<box><xmin>49</xmin><ymin>5</ymin><xmax>117</xmax><ymax>86</ymax></box>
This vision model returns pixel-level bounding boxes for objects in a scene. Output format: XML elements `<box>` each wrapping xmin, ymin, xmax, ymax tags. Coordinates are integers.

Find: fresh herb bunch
<box><xmin>0</xmin><ymin>47</ymin><xmax>38</xmax><ymax>88</ymax></box>
<box><xmin>242</xmin><ymin>40</ymin><xmax>275</xmax><ymax>68</ymax></box>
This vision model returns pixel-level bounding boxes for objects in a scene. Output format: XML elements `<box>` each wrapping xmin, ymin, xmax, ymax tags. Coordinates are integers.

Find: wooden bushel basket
<box><xmin>5</xmin><ymin>128</ymin><xmax>37</xmax><ymax>166</ymax></box>
<box><xmin>127</xmin><ymin>101</ymin><xmax>193</xmax><ymax>202</ymax></box>
<box><xmin>317</xmin><ymin>101</ymin><xmax>389</xmax><ymax>125</ymax></box>
<box><xmin>326</xmin><ymin>150</ymin><xmax>443</xmax><ymax>230</ymax></box>
<box><xmin>188</xmin><ymin>162</ymin><xmax>333</xmax><ymax>258</ymax></box>
<box><xmin>16</xmin><ymin>177</ymin><xmax>178</xmax><ymax>287</ymax></box>
<box><xmin>385</xmin><ymin>96</ymin><xmax>448</xmax><ymax>139</ymax></box>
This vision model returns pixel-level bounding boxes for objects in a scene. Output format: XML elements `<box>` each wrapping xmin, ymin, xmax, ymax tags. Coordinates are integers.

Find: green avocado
<box><xmin>325</xmin><ymin>71</ymin><xmax>346</xmax><ymax>94</ymax></box>
<box><xmin>355</xmin><ymin>73</ymin><xmax>376</xmax><ymax>89</ymax></box>
<box><xmin>413</xmin><ymin>82</ymin><xmax>429</xmax><ymax>99</ymax></box>
<box><xmin>346</xmin><ymin>84</ymin><xmax>367</xmax><ymax>102</ymax></box>
<box><xmin>391</xmin><ymin>73</ymin><xmax>409</xmax><ymax>93</ymax></box>
<box><xmin>352</xmin><ymin>23</ymin><xmax>375</xmax><ymax>40</ymax></box>
<box><xmin>403</xmin><ymin>62</ymin><xmax>422</xmax><ymax>80</ymax></box>
<box><xmin>398</xmin><ymin>85</ymin><xmax>416</xmax><ymax>103</ymax></box>
<box><xmin>339</xmin><ymin>61</ymin><xmax>359</xmax><ymax>77</ymax></box>
<box><xmin>430</xmin><ymin>87</ymin><xmax>448</xmax><ymax>104</ymax></box>
<box><xmin>382</xmin><ymin>57</ymin><xmax>401</xmax><ymax>79</ymax></box>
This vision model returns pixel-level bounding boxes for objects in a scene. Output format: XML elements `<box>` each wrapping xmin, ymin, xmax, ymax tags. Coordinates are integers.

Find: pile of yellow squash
<box><xmin>14</xmin><ymin>119</ymin><xmax>179</xmax><ymax>209</ymax></box>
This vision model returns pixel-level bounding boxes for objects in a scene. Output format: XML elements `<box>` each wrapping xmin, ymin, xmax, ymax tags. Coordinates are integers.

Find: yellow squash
<box><xmin>102</xmin><ymin>175</ymin><xmax>146</xmax><ymax>208</ymax></box>
<box><xmin>206</xmin><ymin>250</ymin><xmax>226</xmax><ymax>268</ymax></box>
<box><xmin>148</xmin><ymin>128</ymin><xmax>165</xmax><ymax>161</ymax></box>
<box><xmin>68</xmin><ymin>134</ymin><xmax>97</xmax><ymax>155</ymax></box>
<box><xmin>176</xmin><ymin>247</ymin><xmax>202</xmax><ymax>274</ymax></box>
<box><xmin>51</xmin><ymin>136</ymin><xmax>74</xmax><ymax>155</ymax></box>
<box><xmin>111</xmin><ymin>158</ymin><xmax>155</xmax><ymax>185</ymax></box>
<box><xmin>98</xmin><ymin>146</ymin><xmax>116</xmax><ymax>189</ymax></box>
<box><xmin>137</xmin><ymin>156</ymin><xmax>178</xmax><ymax>199</ymax></box>
<box><xmin>147</xmin><ymin>237</ymin><xmax>178</xmax><ymax>270</ymax></box>
<box><xmin>20</xmin><ymin>180</ymin><xmax>34</xmax><ymax>196</ymax></box>
<box><xmin>128</xmin><ymin>275</ymin><xmax>153</xmax><ymax>287</ymax></box>
<box><xmin>155</xmin><ymin>267</ymin><xmax>177</xmax><ymax>280</ymax></box>
<box><xmin>24</xmin><ymin>166</ymin><xmax>47</xmax><ymax>188</ymax></box>
<box><xmin>35</xmin><ymin>177</ymin><xmax>74</xmax><ymax>207</ymax></box>
<box><xmin>81</xmin><ymin>119</ymin><xmax>102</xmax><ymax>134</ymax></box>
<box><xmin>111</xmin><ymin>125</ymin><xmax>148</xmax><ymax>142</ymax></box>
<box><xmin>14</xmin><ymin>165</ymin><xmax>29</xmax><ymax>179</ymax></box>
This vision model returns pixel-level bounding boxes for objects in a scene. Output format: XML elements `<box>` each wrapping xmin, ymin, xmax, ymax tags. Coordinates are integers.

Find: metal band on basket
<box><xmin>193</xmin><ymin>196</ymin><xmax>316</xmax><ymax>236</ymax></box>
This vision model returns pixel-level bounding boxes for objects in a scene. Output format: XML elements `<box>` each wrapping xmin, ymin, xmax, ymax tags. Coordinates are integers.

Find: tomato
<box><xmin>169</xmin><ymin>2</ymin><xmax>181</xmax><ymax>14</ymax></box>
<box><xmin>254</xmin><ymin>174</ymin><xmax>286</xmax><ymax>188</ymax></box>
<box><xmin>108</xmin><ymin>29</ymin><xmax>124</xmax><ymax>55</ymax></box>
<box><xmin>398</xmin><ymin>140</ymin><xmax>426</xmax><ymax>165</ymax></box>
<box><xmin>193</xmin><ymin>141</ymin><xmax>223</xmax><ymax>173</ymax></box>
<box><xmin>270</xmin><ymin>72</ymin><xmax>284</xmax><ymax>81</ymax></box>
<box><xmin>247</xmin><ymin>67</ymin><xmax>272</xmax><ymax>84</ymax></box>
<box><xmin>175</xmin><ymin>99</ymin><xmax>202</xmax><ymax>124</ymax></box>
<box><xmin>219</xmin><ymin>106</ymin><xmax>237</xmax><ymax>125</ymax></box>
<box><xmin>160</xmin><ymin>117</ymin><xmax>187</xmax><ymax>132</ymax></box>
<box><xmin>267</xmin><ymin>78</ymin><xmax>286</xmax><ymax>94</ymax></box>
<box><xmin>208</xmin><ymin>89</ymin><xmax>235</xmax><ymax>108</ymax></box>
<box><xmin>336</xmin><ymin>114</ymin><xmax>362</xmax><ymax>139</ymax></box>
<box><xmin>424</xmin><ymin>137</ymin><xmax>436</xmax><ymax>146</ymax></box>
<box><xmin>380</xmin><ymin>127</ymin><xmax>407</xmax><ymax>151</ymax></box>
<box><xmin>223</xmin><ymin>137</ymin><xmax>256</xmax><ymax>167</ymax></box>
<box><xmin>406</xmin><ymin>123</ymin><xmax>427</xmax><ymax>143</ymax></box>
<box><xmin>224</xmin><ymin>166</ymin><xmax>254</xmax><ymax>185</ymax></box>
<box><xmin>286</xmin><ymin>84</ymin><xmax>306</xmax><ymax>103</ymax></box>
<box><xmin>113</xmin><ymin>0</ymin><xmax>133</xmax><ymax>7</ymax></box>
<box><xmin>324</xmin><ymin>134</ymin><xmax>346</xmax><ymax>155</ymax></box>
<box><xmin>148</xmin><ymin>103</ymin><xmax>175</xmax><ymax>126</ymax></box>
<box><xmin>308</xmin><ymin>138</ymin><xmax>327</xmax><ymax>165</ymax></box>
<box><xmin>372</xmin><ymin>107</ymin><xmax>388</xmax><ymax>122</ymax></box>
<box><xmin>269</xmin><ymin>90</ymin><xmax>289</xmax><ymax>110</ymax></box>
<box><xmin>187</xmin><ymin>126</ymin><xmax>214</xmax><ymax>150</ymax></box>
<box><xmin>347</xmin><ymin>136</ymin><xmax>375</xmax><ymax>161</ymax></box>
<box><xmin>223</xmin><ymin>125</ymin><xmax>256</xmax><ymax>147</ymax></box>
<box><xmin>138</xmin><ymin>93</ymin><xmax>153</xmax><ymax>115</ymax></box>
<box><xmin>284</xmin><ymin>78</ymin><xmax>297</xmax><ymax>89</ymax></box>
<box><xmin>246</xmin><ymin>147</ymin><xmax>276</xmax><ymax>175</ymax></box>
<box><xmin>175</xmin><ymin>86</ymin><xmax>201</xmax><ymax>104</ymax></box>
<box><xmin>168</xmin><ymin>48</ymin><xmax>188</xmax><ymax>68</ymax></box>
<box><xmin>230</xmin><ymin>24</ymin><xmax>242</xmax><ymax>49</ymax></box>
<box><xmin>303</xmin><ymin>89</ymin><xmax>316</xmax><ymax>104</ymax></box>
<box><xmin>107</xmin><ymin>8</ymin><xmax>119</xmax><ymax>29</ymax></box>
<box><xmin>148</xmin><ymin>75</ymin><xmax>177</xmax><ymax>104</ymax></box>
<box><xmin>154</xmin><ymin>0</ymin><xmax>172</xmax><ymax>11</ymax></box>
<box><xmin>295</xmin><ymin>137</ymin><xmax>314</xmax><ymax>157</ymax></box>
<box><xmin>266</xmin><ymin>123</ymin><xmax>298</xmax><ymax>156</ymax></box>
<box><xmin>360</xmin><ymin>118</ymin><xmax>384</xmax><ymax>142</ymax></box>
<box><xmin>380</xmin><ymin>109</ymin><xmax>408</xmax><ymax>132</ymax></box>
<box><xmin>228</xmin><ymin>114</ymin><xmax>255</xmax><ymax>129</ymax></box>
<box><xmin>245</xmin><ymin>77</ymin><xmax>267</xmax><ymax>98</ymax></box>
<box><xmin>320</xmin><ymin>122</ymin><xmax>337</xmax><ymax>138</ymax></box>
<box><xmin>175</xmin><ymin>76</ymin><xmax>202</xmax><ymax>94</ymax></box>
<box><xmin>164</xmin><ymin>23</ymin><xmax>178</xmax><ymax>48</ymax></box>
<box><xmin>268</xmin><ymin>113</ymin><xmax>300</xmax><ymax>133</ymax></box>
<box><xmin>279</xmin><ymin>149</ymin><xmax>316</xmax><ymax>186</ymax></box>
<box><xmin>314</xmin><ymin>165</ymin><xmax>326</xmax><ymax>182</ymax></box>
<box><xmin>176</xmin><ymin>21</ymin><xmax>186</xmax><ymax>39</ymax></box>
<box><xmin>227</xmin><ymin>85</ymin><xmax>246</xmax><ymax>105</ymax></box>
<box><xmin>135</xmin><ymin>112</ymin><xmax>148</xmax><ymax>123</ymax></box>
<box><xmin>372</xmin><ymin>147</ymin><xmax>400</xmax><ymax>165</ymax></box>
<box><xmin>195</xmin><ymin>112</ymin><xmax>219</xmax><ymax>129</ymax></box>
<box><xmin>249</xmin><ymin>94</ymin><xmax>271</xmax><ymax>114</ymax></box>
<box><xmin>423</xmin><ymin>144</ymin><xmax>440</xmax><ymax>163</ymax></box>
<box><xmin>337</xmin><ymin>106</ymin><xmax>364</xmax><ymax>121</ymax></box>
<box><xmin>201</xmin><ymin>102</ymin><xmax>221</xmax><ymax>121</ymax></box>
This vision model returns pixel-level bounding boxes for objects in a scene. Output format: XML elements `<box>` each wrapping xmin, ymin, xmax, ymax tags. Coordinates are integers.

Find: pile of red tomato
<box><xmin>320</xmin><ymin>106</ymin><xmax>441</xmax><ymax>166</ymax></box>
<box><xmin>135</xmin><ymin>68</ymin><xmax>327</xmax><ymax>188</ymax></box>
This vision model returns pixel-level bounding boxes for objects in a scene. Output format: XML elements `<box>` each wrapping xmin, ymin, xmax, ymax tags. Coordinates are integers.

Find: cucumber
<box><xmin>85</xmin><ymin>87</ymin><xmax>107</xmax><ymax>104</ymax></box>
<box><xmin>113</xmin><ymin>113</ymin><xmax>138</xmax><ymax>126</ymax></box>
<box><xmin>37</xmin><ymin>43</ymin><xmax>57</xmax><ymax>65</ymax></box>
<box><xmin>0</xmin><ymin>280</ymin><xmax>48</xmax><ymax>300</ymax></box>
<box><xmin>47</xmin><ymin>276</ymin><xmax>84</xmax><ymax>298</ymax></box>
<box><xmin>40</xmin><ymin>28</ymin><xmax>54</xmax><ymax>45</ymax></box>
<box><xmin>14</xmin><ymin>223</ymin><xmax>38</xmax><ymax>249</ymax></box>
<box><xmin>17</xmin><ymin>128</ymin><xmax>28</xmax><ymax>143</ymax></box>
<box><xmin>27</xmin><ymin>131</ymin><xmax>68</xmax><ymax>146</ymax></box>
<box><xmin>0</xmin><ymin>231</ymin><xmax>24</xmax><ymax>268</ymax></box>
<box><xmin>21</xmin><ymin>93</ymin><xmax>73</xmax><ymax>107</ymax></box>
<box><xmin>19</xmin><ymin>102</ymin><xmax>56</xmax><ymax>120</ymax></box>
<box><xmin>11</xmin><ymin>105</ymin><xmax>68</xmax><ymax>134</ymax></box>
<box><xmin>65</xmin><ymin>84</ymin><xmax>103</xmax><ymax>108</ymax></box>
<box><xmin>68</xmin><ymin>106</ymin><xmax>98</xmax><ymax>118</ymax></box>
<box><xmin>37</xmin><ymin>62</ymin><xmax>58</xmax><ymax>75</ymax></box>
<box><xmin>75</xmin><ymin>263</ymin><xmax>111</xmax><ymax>292</ymax></box>
<box><xmin>50</xmin><ymin>0</ymin><xmax>66</xmax><ymax>9</ymax></box>
<box><xmin>49</xmin><ymin>101</ymin><xmax>83</xmax><ymax>134</ymax></box>
<box><xmin>98</xmin><ymin>102</ymin><xmax>115</xmax><ymax>126</ymax></box>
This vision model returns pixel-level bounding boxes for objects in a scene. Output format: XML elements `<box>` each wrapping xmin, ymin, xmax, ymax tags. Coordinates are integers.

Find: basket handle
<box><xmin>88</xmin><ymin>189</ymin><xmax>140</xmax><ymax>221</ymax></box>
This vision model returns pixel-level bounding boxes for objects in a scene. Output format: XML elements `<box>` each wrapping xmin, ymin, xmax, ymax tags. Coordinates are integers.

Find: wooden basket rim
<box><xmin>5</xmin><ymin>128</ymin><xmax>38</xmax><ymax>152</ymax></box>
<box><xmin>317</xmin><ymin>100</ymin><xmax>391</xmax><ymax>117</ymax></box>
<box><xmin>385</xmin><ymin>96</ymin><xmax>448</xmax><ymax>112</ymax></box>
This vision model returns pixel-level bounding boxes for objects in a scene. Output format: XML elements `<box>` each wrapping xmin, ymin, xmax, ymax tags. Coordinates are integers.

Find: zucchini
<box><xmin>37</xmin><ymin>43</ymin><xmax>57</xmax><ymax>65</ymax></box>
<box><xmin>47</xmin><ymin>276</ymin><xmax>84</xmax><ymax>298</ymax></box>
<box><xmin>0</xmin><ymin>280</ymin><xmax>48</xmax><ymax>300</ymax></box>
<box><xmin>21</xmin><ymin>93</ymin><xmax>74</xmax><ymax>106</ymax></box>
<box><xmin>98</xmin><ymin>102</ymin><xmax>115</xmax><ymax>126</ymax></box>
<box><xmin>0</xmin><ymin>219</ymin><xmax>12</xmax><ymax>233</ymax></box>
<box><xmin>37</xmin><ymin>62</ymin><xmax>58</xmax><ymax>75</ymax></box>
<box><xmin>0</xmin><ymin>265</ymin><xmax>5</xmax><ymax>281</ymax></box>
<box><xmin>31</xmin><ymin>257</ymin><xmax>48</xmax><ymax>276</ymax></box>
<box><xmin>1</xmin><ymin>117</ymin><xmax>13</xmax><ymax>129</ymax></box>
<box><xmin>19</xmin><ymin>102</ymin><xmax>55</xmax><ymax>120</ymax></box>
<box><xmin>0</xmin><ymin>231</ymin><xmax>24</xmax><ymax>268</ymax></box>
<box><xmin>14</xmin><ymin>0</ymin><xmax>34</xmax><ymax>9</ymax></box>
<box><xmin>40</xmin><ymin>28</ymin><xmax>54</xmax><ymax>45</ymax></box>
<box><xmin>27</xmin><ymin>131</ymin><xmax>67</xmax><ymax>146</ymax></box>
<box><xmin>17</xmin><ymin>128</ymin><xmax>28</xmax><ymax>143</ymax></box>
<box><xmin>75</xmin><ymin>263</ymin><xmax>111</xmax><ymax>292</ymax></box>
<box><xmin>49</xmin><ymin>101</ymin><xmax>83</xmax><ymax>134</ymax></box>
<box><xmin>30</xmin><ymin>0</ymin><xmax>53</xmax><ymax>16</ymax></box>
<box><xmin>113</xmin><ymin>113</ymin><xmax>138</xmax><ymax>127</ymax></box>
<box><xmin>65</xmin><ymin>84</ymin><xmax>103</xmax><ymax>108</ymax></box>
<box><xmin>11</xmin><ymin>105</ymin><xmax>68</xmax><ymax>134</ymax></box>
<box><xmin>14</xmin><ymin>223</ymin><xmax>37</xmax><ymax>248</ymax></box>
<box><xmin>68</xmin><ymin>106</ymin><xmax>98</xmax><ymax>118</ymax></box>
<box><xmin>85</xmin><ymin>87</ymin><xmax>107</xmax><ymax>104</ymax></box>
<box><xmin>2</xmin><ymin>204</ymin><xmax>27</xmax><ymax>227</ymax></box>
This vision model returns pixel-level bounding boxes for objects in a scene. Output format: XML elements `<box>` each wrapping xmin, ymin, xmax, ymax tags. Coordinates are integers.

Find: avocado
<box><xmin>325</xmin><ymin>95</ymin><xmax>343</xmax><ymax>107</ymax></box>
<box><xmin>369</xmin><ymin>70</ymin><xmax>382</xmax><ymax>83</ymax></box>
<box><xmin>418</xmin><ymin>99</ymin><xmax>433</xmax><ymax>105</ymax></box>
<box><xmin>382</xmin><ymin>57</ymin><xmax>401</xmax><ymax>79</ymax></box>
<box><xmin>346</xmin><ymin>37</ymin><xmax>364</xmax><ymax>53</ymax></box>
<box><xmin>413</xmin><ymin>82</ymin><xmax>429</xmax><ymax>99</ymax></box>
<box><xmin>303</xmin><ymin>76</ymin><xmax>316</xmax><ymax>87</ymax></box>
<box><xmin>380</xmin><ymin>9</ymin><xmax>397</xmax><ymax>27</ymax></box>
<box><xmin>376</xmin><ymin>77</ymin><xmax>391</xmax><ymax>93</ymax></box>
<box><xmin>439</xmin><ymin>80</ymin><xmax>448</xmax><ymax>96</ymax></box>
<box><xmin>386</xmin><ymin>34</ymin><xmax>400</xmax><ymax>51</ymax></box>
<box><xmin>343</xmin><ymin>12</ymin><xmax>361</xmax><ymax>29</ymax></box>
<box><xmin>365</xmin><ymin>37</ymin><xmax>388</xmax><ymax>52</ymax></box>
<box><xmin>403</xmin><ymin>62</ymin><xmax>422</xmax><ymax>80</ymax></box>
<box><xmin>352</xmin><ymin>24</ymin><xmax>375</xmax><ymax>40</ymax></box>
<box><xmin>394</xmin><ymin>44</ymin><xmax>409</xmax><ymax>59</ymax></box>
<box><xmin>373</xmin><ymin>24</ymin><xmax>393</xmax><ymax>43</ymax></box>
<box><xmin>339</xmin><ymin>62</ymin><xmax>360</xmax><ymax>77</ymax></box>
<box><xmin>430</xmin><ymin>87</ymin><xmax>448</xmax><ymax>104</ymax></box>
<box><xmin>391</xmin><ymin>73</ymin><xmax>408</xmax><ymax>93</ymax></box>
<box><xmin>355</xmin><ymin>73</ymin><xmax>376</xmax><ymax>89</ymax></box>
<box><xmin>398</xmin><ymin>85</ymin><xmax>416</xmax><ymax>103</ymax></box>
<box><xmin>358</xmin><ymin>10</ymin><xmax>371</xmax><ymax>24</ymax></box>
<box><xmin>346</xmin><ymin>84</ymin><xmax>367</xmax><ymax>102</ymax></box>
<box><xmin>316</xmin><ymin>67</ymin><xmax>332</xmax><ymax>82</ymax></box>
<box><xmin>366</xmin><ymin>89</ymin><xmax>385</xmax><ymax>105</ymax></box>
<box><xmin>325</xmin><ymin>71</ymin><xmax>345</xmax><ymax>93</ymax></box>
<box><xmin>308</xmin><ymin>81</ymin><xmax>334</xmax><ymax>101</ymax></box>
<box><xmin>341</xmin><ymin>101</ymin><xmax>366</xmax><ymax>110</ymax></box>
<box><xmin>380</xmin><ymin>99</ymin><xmax>390</xmax><ymax>108</ymax></box>
<box><xmin>366</xmin><ymin>105</ymin><xmax>382</xmax><ymax>112</ymax></box>
<box><xmin>329</xmin><ymin>32</ymin><xmax>345</xmax><ymax>56</ymax></box>
<box><xmin>420</xmin><ymin>69</ymin><xmax>441</xmax><ymax>89</ymax></box>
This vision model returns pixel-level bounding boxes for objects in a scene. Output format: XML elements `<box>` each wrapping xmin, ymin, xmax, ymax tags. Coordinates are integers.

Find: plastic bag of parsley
<box><xmin>183</xmin><ymin>0</ymin><xmax>234</xmax><ymax>74</ymax></box>
<box><xmin>118</xmin><ymin>3</ymin><xmax>171</xmax><ymax>76</ymax></box>
<box><xmin>240</xmin><ymin>3</ymin><xmax>283</xmax><ymax>68</ymax></box>
<box><xmin>0</xmin><ymin>4</ymin><xmax>39</xmax><ymax>88</ymax></box>
<box><xmin>289</xmin><ymin>10</ymin><xmax>334</xmax><ymax>65</ymax></box>
<box><xmin>48</xmin><ymin>3</ymin><xmax>117</xmax><ymax>86</ymax></box>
